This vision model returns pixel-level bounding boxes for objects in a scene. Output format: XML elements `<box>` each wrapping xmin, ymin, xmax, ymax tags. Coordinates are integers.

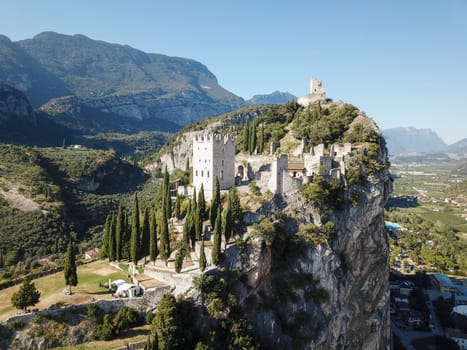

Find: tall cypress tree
<box><xmin>209</xmin><ymin>177</ymin><xmax>221</xmax><ymax>228</ymax></box>
<box><xmin>101</xmin><ymin>214</ymin><xmax>111</xmax><ymax>258</ymax></box>
<box><xmin>163</xmin><ymin>167</ymin><xmax>171</xmax><ymax>219</ymax></box>
<box><xmin>211</xmin><ymin>205</ymin><xmax>222</xmax><ymax>266</ymax></box>
<box><xmin>141</xmin><ymin>207</ymin><xmax>150</xmax><ymax>262</ymax></box>
<box><xmin>249</xmin><ymin>120</ymin><xmax>257</xmax><ymax>154</ymax></box>
<box><xmin>115</xmin><ymin>205</ymin><xmax>124</xmax><ymax>261</ymax></box>
<box><xmin>243</xmin><ymin>120</ymin><xmax>250</xmax><ymax>152</ymax></box>
<box><xmin>258</xmin><ymin>124</ymin><xmax>265</xmax><ymax>154</ymax></box>
<box><xmin>198</xmin><ymin>183</ymin><xmax>206</xmax><ymax>220</ymax></box>
<box><xmin>130</xmin><ymin>193</ymin><xmax>141</xmax><ymax>265</ymax></box>
<box><xmin>199</xmin><ymin>239</ymin><xmax>207</xmax><ymax>272</ymax></box>
<box><xmin>149</xmin><ymin>209</ymin><xmax>158</xmax><ymax>264</ymax></box>
<box><xmin>109</xmin><ymin>213</ymin><xmax>116</xmax><ymax>261</ymax></box>
<box><xmin>174</xmin><ymin>195</ymin><xmax>181</xmax><ymax>220</ymax></box>
<box><xmin>222</xmin><ymin>199</ymin><xmax>232</xmax><ymax>249</ymax></box>
<box><xmin>229</xmin><ymin>187</ymin><xmax>243</xmax><ymax>236</ymax></box>
<box><xmin>159</xmin><ymin>208</ymin><xmax>170</xmax><ymax>266</ymax></box>
<box><xmin>64</xmin><ymin>241</ymin><xmax>78</xmax><ymax>294</ymax></box>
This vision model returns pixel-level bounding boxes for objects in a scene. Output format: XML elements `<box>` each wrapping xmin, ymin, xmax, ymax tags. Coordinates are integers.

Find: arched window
<box><xmin>220</xmin><ymin>170</ymin><xmax>224</xmax><ymax>179</ymax></box>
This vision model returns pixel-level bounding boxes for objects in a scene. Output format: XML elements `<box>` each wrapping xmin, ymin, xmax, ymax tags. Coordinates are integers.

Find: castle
<box><xmin>297</xmin><ymin>77</ymin><xmax>326</xmax><ymax>107</ymax></box>
<box><xmin>192</xmin><ymin>133</ymin><xmax>235</xmax><ymax>200</ymax></box>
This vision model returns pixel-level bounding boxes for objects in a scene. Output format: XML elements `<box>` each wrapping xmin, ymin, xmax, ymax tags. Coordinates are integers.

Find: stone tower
<box><xmin>297</xmin><ymin>76</ymin><xmax>326</xmax><ymax>107</ymax></box>
<box><xmin>192</xmin><ymin>133</ymin><xmax>235</xmax><ymax>200</ymax></box>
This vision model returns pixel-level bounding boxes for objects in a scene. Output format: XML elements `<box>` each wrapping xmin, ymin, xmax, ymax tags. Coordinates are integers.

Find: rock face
<box><xmin>227</xmin><ymin>142</ymin><xmax>391</xmax><ymax>349</ymax></box>
<box><xmin>383</xmin><ymin>126</ymin><xmax>447</xmax><ymax>155</ymax></box>
<box><xmin>0</xmin><ymin>81</ymin><xmax>35</xmax><ymax>124</ymax></box>
<box><xmin>0</xmin><ymin>32</ymin><xmax>243</xmax><ymax>129</ymax></box>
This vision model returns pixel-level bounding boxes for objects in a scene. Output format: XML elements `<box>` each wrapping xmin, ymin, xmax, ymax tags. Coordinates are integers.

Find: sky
<box><xmin>0</xmin><ymin>0</ymin><xmax>466</xmax><ymax>144</ymax></box>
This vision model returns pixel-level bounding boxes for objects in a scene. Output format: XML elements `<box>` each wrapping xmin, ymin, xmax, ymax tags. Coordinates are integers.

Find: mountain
<box><xmin>245</xmin><ymin>90</ymin><xmax>296</xmax><ymax>105</ymax></box>
<box><xmin>383</xmin><ymin>127</ymin><xmax>447</xmax><ymax>155</ymax></box>
<box><xmin>0</xmin><ymin>32</ymin><xmax>244</xmax><ymax>128</ymax></box>
<box><xmin>448</xmin><ymin>138</ymin><xmax>467</xmax><ymax>153</ymax></box>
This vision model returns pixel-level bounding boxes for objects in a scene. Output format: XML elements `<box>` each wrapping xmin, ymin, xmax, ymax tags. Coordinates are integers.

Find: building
<box><xmin>192</xmin><ymin>133</ymin><xmax>235</xmax><ymax>200</ymax></box>
<box><xmin>297</xmin><ymin>77</ymin><xmax>327</xmax><ymax>107</ymax></box>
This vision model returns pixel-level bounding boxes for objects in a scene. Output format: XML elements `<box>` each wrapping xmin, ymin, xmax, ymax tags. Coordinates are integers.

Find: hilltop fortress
<box><xmin>297</xmin><ymin>77</ymin><xmax>326</xmax><ymax>107</ymax></box>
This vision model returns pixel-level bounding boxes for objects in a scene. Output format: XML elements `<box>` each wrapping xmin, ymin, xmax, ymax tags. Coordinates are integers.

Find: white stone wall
<box><xmin>297</xmin><ymin>77</ymin><xmax>326</xmax><ymax>107</ymax></box>
<box><xmin>192</xmin><ymin>134</ymin><xmax>235</xmax><ymax>200</ymax></box>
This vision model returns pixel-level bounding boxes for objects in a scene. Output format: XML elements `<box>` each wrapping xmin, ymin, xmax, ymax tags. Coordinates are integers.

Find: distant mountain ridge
<box><xmin>0</xmin><ymin>31</ymin><xmax>244</xmax><ymax>128</ymax></box>
<box><xmin>245</xmin><ymin>91</ymin><xmax>296</xmax><ymax>105</ymax></box>
<box><xmin>383</xmin><ymin>127</ymin><xmax>447</xmax><ymax>155</ymax></box>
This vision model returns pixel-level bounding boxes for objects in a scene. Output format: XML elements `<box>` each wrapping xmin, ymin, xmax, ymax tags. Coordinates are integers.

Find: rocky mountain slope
<box><xmin>0</xmin><ymin>32</ymin><xmax>244</xmax><ymax>129</ymax></box>
<box><xmin>383</xmin><ymin>126</ymin><xmax>447</xmax><ymax>155</ymax></box>
<box><xmin>245</xmin><ymin>90</ymin><xmax>296</xmax><ymax>105</ymax></box>
<box><xmin>156</xmin><ymin>100</ymin><xmax>391</xmax><ymax>348</ymax></box>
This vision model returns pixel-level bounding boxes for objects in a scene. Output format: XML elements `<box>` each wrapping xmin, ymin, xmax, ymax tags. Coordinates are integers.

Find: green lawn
<box><xmin>0</xmin><ymin>260</ymin><xmax>129</xmax><ymax>321</ymax></box>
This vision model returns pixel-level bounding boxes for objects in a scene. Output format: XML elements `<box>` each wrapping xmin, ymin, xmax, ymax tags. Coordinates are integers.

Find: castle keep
<box><xmin>297</xmin><ymin>77</ymin><xmax>326</xmax><ymax>107</ymax></box>
<box><xmin>192</xmin><ymin>133</ymin><xmax>235</xmax><ymax>200</ymax></box>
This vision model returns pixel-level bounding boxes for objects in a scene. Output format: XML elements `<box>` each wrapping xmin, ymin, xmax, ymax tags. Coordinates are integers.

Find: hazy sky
<box><xmin>1</xmin><ymin>0</ymin><xmax>466</xmax><ymax>143</ymax></box>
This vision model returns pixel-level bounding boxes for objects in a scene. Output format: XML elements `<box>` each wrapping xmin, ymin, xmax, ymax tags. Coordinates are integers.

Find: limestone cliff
<box><xmin>234</xmin><ymin>141</ymin><xmax>391</xmax><ymax>349</ymax></box>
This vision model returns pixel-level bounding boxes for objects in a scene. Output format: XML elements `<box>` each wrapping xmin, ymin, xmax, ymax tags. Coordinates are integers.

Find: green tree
<box><xmin>174</xmin><ymin>195</ymin><xmax>181</xmax><ymax>220</ymax></box>
<box><xmin>258</xmin><ymin>124</ymin><xmax>264</xmax><ymax>154</ymax></box>
<box><xmin>198</xmin><ymin>183</ymin><xmax>206</xmax><ymax>220</ymax></box>
<box><xmin>100</xmin><ymin>214</ymin><xmax>111</xmax><ymax>259</ymax></box>
<box><xmin>130</xmin><ymin>193</ymin><xmax>141</xmax><ymax>264</ymax></box>
<box><xmin>11</xmin><ymin>278</ymin><xmax>40</xmax><ymax>312</ymax></box>
<box><xmin>243</xmin><ymin>120</ymin><xmax>250</xmax><ymax>152</ymax></box>
<box><xmin>229</xmin><ymin>187</ymin><xmax>243</xmax><ymax>235</ymax></box>
<box><xmin>152</xmin><ymin>294</ymin><xmax>179</xmax><ymax>350</ymax></box>
<box><xmin>212</xmin><ymin>205</ymin><xmax>222</xmax><ymax>266</ymax></box>
<box><xmin>109</xmin><ymin>213</ymin><xmax>116</xmax><ymax>261</ymax></box>
<box><xmin>159</xmin><ymin>208</ymin><xmax>170</xmax><ymax>266</ymax></box>
<box><xmin>175</xmin><ymin>243</ymin><xmax>187</xmax><ymax>273</ymax></box>
<box><xmin>115</xmin><ymin>205</ymin><xmax>124</xmax><ymax>261</ymax></box>
<box><xmin>163</xmin><ymin>166</ymin><xmax>171</xmax><ymax>219</ymax></box>
<box><xmin>64</xmin><ymin>241</ymin><xmax>78</xmax><ymax>294</ymax></box>
<box><xmin>141</xmin><ymin>207</ymin><xmax>150</xmax><ymax>263</ymax></box>
<box><xmin>249</xmin><ymin>120</ymin><xmax>257</xmax><ymax>154</ymax></box>
<box><xmin>199</xmin><ymin>239</ymin><xmax>207</xmax><ymax>272</ymax></box>
<box><xmin>210</xmin><ymin>177</ymin><xmax>221</xmax><ymax>228</ymax></box>
<box><xmin>222</xmin><ymin>199</ymin><xmax>233</xmax><ymax>249</ymax></box>
<box><xmin>149</xmin><ymin>210</ymin><xmax>158</xmax><ymax>264</ymax></box>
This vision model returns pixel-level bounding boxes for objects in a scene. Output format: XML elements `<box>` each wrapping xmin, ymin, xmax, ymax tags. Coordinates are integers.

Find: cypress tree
<box><xmin>109</xmin><ymin>214</ymin><xmax>116</xmax><ymax>261</ymax></box>
<box><xmin>163</xmin><ymin>167</ymin><xmax>171</xmax><ymax>219</ymax></box>
<box><xmin>249</xmin><ymin>120</ymin><xmax>257</xmax><ymax>154</ymax></box>
<box><xmin>209</xmin><ymin>177</ymin><xmax>221</xmax><ymax>228</ymax></box>
<box><xmin>211</xmin><ymin>205</ymin><xmax>222</xmax><ymax>266</ymax></box>
<box><xmin>199</xmin><ymin>238</ymin><xmax>207</xmax><ymax>272</ymax></box>
<box><xmin>130</xmin><ymin>193</ymin><xmax>141</xmax><ymax>265</ymax></box>
<box><xmin>229</xmin><ymin>187</ymin><xmax>243</xmax><ymax>236</ymax></box>
<box><xmin>141</xmin><ymin>207</ymin><xmax>150</xmax><ymax>262</ymax></box>
<box><xmin>174</xmin><ymin>195</ymin><xmax>181</xmax><ymax>220</ymax></box>
<box><xmin>122</xmin><ymin>210</ymin><xmax>131</xmax><ymax>259</ymax></box>
<box><xmin>243</xmin><ymin>120</ymin><xmax>250</xmax><ymax>152</ymax></box>
<box><xmin>64</xmin><ymin>241</ymin><xmax>78</xmax><ymax>294</ymax></box>
<box><xmin>258</xmin><ymin>124</ymin><xmax>265</xmax><ymax>154</ymax></box>
<box><xmin>101</xmin><ymin>214</ymin><xmax>111</xmax><ymax>258</ymax></box>
<box><xmin>159</xmin><ymin>208</ymin><xmax>170</xmax><ymax>266</ymax></box>
<box><xmin>198</xmin><ymin>183</ymin><xmax>206</xmax><ymax>220</ymax></box>
<box><xmin>149</xmin><ymin>210</ymin><xmax>158</xmax><ymax>264</ymax></box>
<box><xmin>115</xmin><ymin>205</ymin><xmax>124</xmax><ymax>261</ymax></box>
<box><xmin>222</xmin><ymin>199</ymin><xmax>232</xmax><ymax>249</ymax></box>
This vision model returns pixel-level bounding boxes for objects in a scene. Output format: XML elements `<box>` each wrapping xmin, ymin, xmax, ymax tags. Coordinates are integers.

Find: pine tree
<box><xmin>64</xmin><ymin>241</ymin><xmax>78</xmax><ymax>294</ymax></box>
<box><xmin>211</xmin><ymin>205</ymin><xmax>222</xmax><ymax>266</ymax></box>
<box><xmin>149</xmin><ymin>210</ymin><xmax>158</xmax><ymax>264</ymax></box>
<box><xmin>152</xmin><ymin>293</ymin><xmax>179</xmax><ymax>350</ymax></box>
<box><xmin>130</xmin><ymin>193</ymin><xmax>141</xmax><ymax>265</ymax></box>
<box><xmin>141</xmin><ymin>207</ymin><xmax>150</xmax><ymax>262</ymax></box>
<box><xmin>243</xmin><ymin>120</ymin><xmax>250</xmax><ymax>152</ymax></box>
<box><xmin>199</xmin><ymin>239</ymin><xmax>207</xmax><ymax>272</ymax></box>
<box><xmin>209</xmin><ymin>176</ymin><xmax>221</xmax><ymax>228</ymax></box>
<box><xmin>11</xmin><ymin>278</ymin><xmax>40</xmax><ymax>312</ymax></box>
<box><xmin>198</xmin><ymin>183</ymin><xmax>206</xmax><ymax>220</ymax></box>
<box><xmin>159</xmin><ymin>208</ymin><xmax>170</xmax><ymax>266</ymax></box>
<box><xmin>115</xmin><ymin>205</ymin><xmax>124</xmax><ymax>261</ymax></box>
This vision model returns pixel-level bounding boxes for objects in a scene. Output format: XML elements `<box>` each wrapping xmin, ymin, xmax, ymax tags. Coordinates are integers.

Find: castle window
<box><xmin>201</xmin><ymin>171</ymin><xmax>204</xmax><ymax>177</ymax></box>
<box><xmin>220</xmin><ymin>170</ymin><xmax>224</xmax><ymax>179</ymax></box>
<box><xmin>221</xmin><ymin>160</ymin><xmax>224</xmax><ymax>166</ymax></box>
<box><xmin>196</xmin><ymin>170</ymin><xmax>198</xmax><ymax>176</ymax></box>
<box><xmin>207</xmin><ymin>171</ymin><xmax>210</xmax><ymax>178</ymax></box>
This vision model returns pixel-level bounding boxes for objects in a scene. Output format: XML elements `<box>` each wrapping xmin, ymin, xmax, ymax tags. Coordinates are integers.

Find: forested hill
<box><xmin>0</xmin><ymin>32</ymin><xmax>243</xmax><ymax>128</ymax></box>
